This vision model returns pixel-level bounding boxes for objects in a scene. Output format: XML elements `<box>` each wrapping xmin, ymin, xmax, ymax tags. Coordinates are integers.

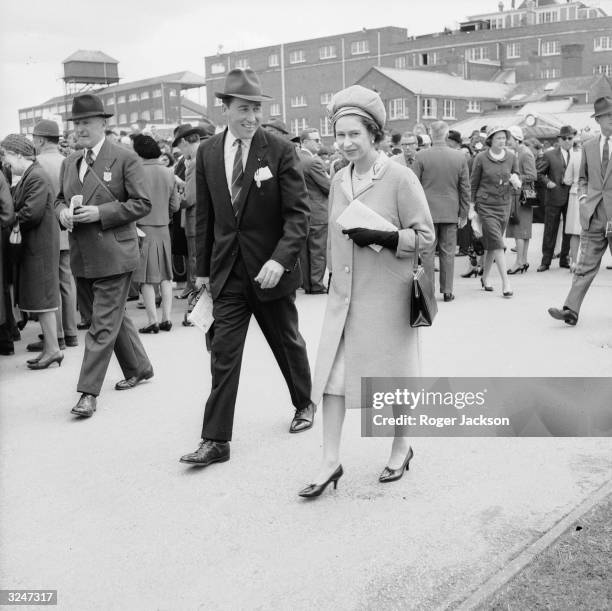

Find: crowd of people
<box><xmin>1</xmin><ymin>67</ymin><xmax>611</xmax><ymax>496</ymax></box>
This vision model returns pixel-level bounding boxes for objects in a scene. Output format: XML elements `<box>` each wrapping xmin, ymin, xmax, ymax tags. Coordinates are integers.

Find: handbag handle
<box><xmin>413</xmin><ymin>232</ymin><xmax>421</xmax><ymax>273</ymax></box>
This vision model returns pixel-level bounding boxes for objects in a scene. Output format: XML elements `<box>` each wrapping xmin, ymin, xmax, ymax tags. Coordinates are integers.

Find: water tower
<box><xmin>62</xmin><ymin>50</ymin><xmax>119</xmax><ymax>95</ymax></box>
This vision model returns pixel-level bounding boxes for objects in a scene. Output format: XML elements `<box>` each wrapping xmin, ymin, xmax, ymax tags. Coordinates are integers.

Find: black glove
<box><xmin>342</xmin><ymin>228</ymin><xmax>399</xmax><ymax>250</ymax></box>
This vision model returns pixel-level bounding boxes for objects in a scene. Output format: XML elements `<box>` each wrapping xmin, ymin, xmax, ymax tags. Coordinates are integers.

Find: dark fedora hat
<box><xmin>591</xmin><ymin>96</ymin><xmax>612</xmax><ymax>118</ymax></box>
<box><xmin>67</xmin><ymin>93</ymin><xmax>113</xmax><ymax>120</ymax></box>
<box><xmin>214</xmin><ymin>68</ymin><xmax>272</xmax><ymax>102</ymax></box>
<box><xmin>172</xmin><ymin>123</ymin><xmax>214</xmax><ymax>147</ymax></box>
<box><xmin>558</xmin><ymin>125</ymin><xmax>577</xmax><ymax>138</ymax></box>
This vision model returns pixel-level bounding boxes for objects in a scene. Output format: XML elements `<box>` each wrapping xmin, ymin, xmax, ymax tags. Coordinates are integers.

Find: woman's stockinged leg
<box><xmin>312</xmin><ymin>393</ymin><xmax>346</xmax><ymax>485</ymax></box>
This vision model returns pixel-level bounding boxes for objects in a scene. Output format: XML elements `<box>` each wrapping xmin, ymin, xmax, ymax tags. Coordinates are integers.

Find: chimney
<box><xmin>561</xmin><ymin>43</ymin><xmax>584</xmax><ymax>78</ymax></box>
<box><xmin>525</xmin><ymin>1</ymin><xmax>537</xmax><ymax>26</ymax></box>
<box><xmin>498</xmin><ymin>1</ymin><xmax>504</xmax><ymax>12</ymax></box>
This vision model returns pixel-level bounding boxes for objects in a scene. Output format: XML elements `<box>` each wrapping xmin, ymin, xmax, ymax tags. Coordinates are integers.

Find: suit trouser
<box><xmin>565</xmin><ymin>202</ymin><xmax>612</xmax><ymax>315</ymax></box>
<box><xmin>201</xmin><ymin>258</ymin><xmax>312</xmax><ymax>441</ymax></box>
<box><xmin>56</xmin><ymin>250</ymin><xmax>78</xmax><ymax>339</ymax></box>
<box><xmin>434</xmin><ymin>223</ymin><xmax>457</xmax><ymax>294</ymax></box>
<box><xmin>76</xmin><ymin>272</ymin><xmax>151</xmax><ymax>396</ymax></box>
<box><xmin>542</xmin><ymin>204</ymin><xmax>571</xmax><ymax>265</ymax></box>
<box><xmin>299</xmin><ymin>224</ymin><xmax>328</xmax><ymax>292</ymax></box>
<box><xmin>185</xmin><ymin>235</ymin><xmax>196</xmax><ymax>290</ymax></box>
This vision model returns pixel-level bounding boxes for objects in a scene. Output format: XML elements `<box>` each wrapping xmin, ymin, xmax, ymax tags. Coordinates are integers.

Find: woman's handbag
<box><xmin>409</xmin><ymin>233</ymin><xmax>437</xmax><ymax>328</ymax></box>
<box><xmin>8</xmin><ymin>222</ymin><xmax>23</xmax><ymax>263</ymax></box>
<box><xmin>9</xmin><ymin>223</ymin><xmax>21</xmax><ymax>245</ymax></box>
<box><xmin>520</xmin><ymin>182</ymin><xmax>537</xmax><ymax>205</ymax></box>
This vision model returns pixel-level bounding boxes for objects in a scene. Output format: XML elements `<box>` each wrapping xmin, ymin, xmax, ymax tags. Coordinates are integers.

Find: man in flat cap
<box><xmin>28</xmin><ymin>119</ymin><xmax>79</xmax><ymax>353</ymax></box>
<box><xmin>55</xmin><ymin>93</ymin><xmax>153</xmax><ymax>417</ymax></box>
<box><xmin>180</xmin><ymin>68</ymin><xmax>313</xmax><ymax>468</ymax></box>
<box><xmin>549</xmin><ymin>97</ymin><xmax>612</xmax><ymax>326</ymax></box>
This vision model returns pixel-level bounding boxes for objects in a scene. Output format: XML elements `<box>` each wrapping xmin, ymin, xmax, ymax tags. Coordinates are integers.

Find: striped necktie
<box><xmin>231</xmin><ymin>139</ymin><xmax>243</xmax><ymax>213</ymax></box>
<box><xmin>80</xmin><ymin>149</ymin><xmax>94</xmax><ymax>183</ymax></box>
<box><xmin>602</xmin><ymin>137</ymin><xmax>609</xmax><ymax>180</ymax></box>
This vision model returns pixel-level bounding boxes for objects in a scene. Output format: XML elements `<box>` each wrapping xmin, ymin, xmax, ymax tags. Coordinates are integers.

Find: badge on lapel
<box><xmin>254</xmin><ymin>166</ymin><xmax>273</xmax><ymax>188</ymax></box>
<box><xmin>103</xmin><ymin>167</ymin><xmax>112</xmax><ymax>182</ymax></box>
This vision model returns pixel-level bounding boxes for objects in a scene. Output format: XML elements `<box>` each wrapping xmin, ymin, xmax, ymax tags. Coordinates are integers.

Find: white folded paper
<box><xmin>136</xmin><ymin>227</ymin><xmax>146</xmax><ymax>238</ymax></box>
<box><xmin>187</xmin><ymin>287</ymin><xmax>214</xmax><ymax>332</ymax></box>
<box><xmin>67</xmin><ymin>195</ymin><xmax>83</xmax><ymax>233</ymax></box>
<box><xmin>336</xmin><ymin>198</ymin><xmax>398</xmax><ymax>252</ymax></box>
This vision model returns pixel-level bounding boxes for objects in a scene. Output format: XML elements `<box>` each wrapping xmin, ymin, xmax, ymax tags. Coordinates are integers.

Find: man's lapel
<box><xmin>82</xmin><ymin>140</ymin><xmax>112</xmax><ymax>205</ymax></box>
<box><xmin>68</xmin><ymin>154</ymin><xmax>83</xmax><ymax>196</ymax></box>
<box><xmin>235</xmin><ymin>128</ymin><xmax>267</xmax><ymax>225</ymax></box>
<box><xmin>211</xmin><ymin>131</ymin><xmax>232</xmax><ymax>213</ymax></box>
<box><xmin>603</xmin><ymin>138</ymin><xmax>612</xmax><ymax>184</ymax></box>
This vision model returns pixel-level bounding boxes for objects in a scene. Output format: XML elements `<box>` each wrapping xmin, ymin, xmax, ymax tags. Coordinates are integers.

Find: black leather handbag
<box><xmin>409</xmin><ymin>233</ymin><xmax>437</xmax><ymax>328</ymax></box>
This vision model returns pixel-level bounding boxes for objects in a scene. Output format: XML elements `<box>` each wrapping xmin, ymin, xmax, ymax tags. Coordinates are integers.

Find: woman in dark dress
<box><xmin>470</xmin><ymin>127</ymin><xmax>520</xmax><ymax>297</ymax></box>
<box><xmin>1</xmin><ymin>134</ymin><xmax>61</xmax><ymax>368</ymax></box>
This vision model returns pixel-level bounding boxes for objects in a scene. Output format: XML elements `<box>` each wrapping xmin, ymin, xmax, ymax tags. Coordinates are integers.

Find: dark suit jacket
<box><xmin>298</xmin><ymin>149</ymin><xmax>330</xmax><ymax>226</ymax></box>
<box><xmin>55</xmin><ymin>139</ymin><xmax>151</xmax><ymax>278</ymax></box>
<box><xmin>578</xmin><ymin>136</ymin><xmax>612</xmax><ymax>229</ymax></box>
<box><xmin>195</xmin><ymin>127</ymin><xmax>310</xmax><ymax>302</ymax></box>
<box><xmin>413</xmin><ymin>144</ymin><xmax>470</xmax><ymax>223</ymax></box>
<box><xmin>537</xmin><ymin>147</ymin><xmax>570</xmax><ymax>208</ymax></box>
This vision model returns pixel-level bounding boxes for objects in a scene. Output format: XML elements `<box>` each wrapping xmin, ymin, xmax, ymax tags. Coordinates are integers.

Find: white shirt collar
<box><xmin>86</xmin><ymin>136</ymin><xmax>105</xmax><ymax>160</ymax></box>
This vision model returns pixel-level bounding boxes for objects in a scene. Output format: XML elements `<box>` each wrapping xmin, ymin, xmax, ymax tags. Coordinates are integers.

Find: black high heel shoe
<box><xmin>27</xmin><ymin>351</ymin><xmax>64</xmax><ymax>370</ymax></box>
<box><xmin>523</xmin><ymin>263</ymin><xmax>529</xmax><ymax>272</ymax></box>
<box><xmin>507</xmin><ymin>265</ymin><xmax>525</xmax><ymax>275</ymax></box>
<box><xmin>379</xmin><ymin>447</ymin><xmax>414</xmax><ymax>483</ymax></box>
<box><xmin>460</xmin><ymin>267</ymin><xmax>478</xmax><ymax>278</ymax></box>
<box><xmin>481</xmin><ymin>278</ymin><xmax>493</xmax><ymax>292</ymax></box>
<box><xmin>298</xmin><ymin>464</ymin><xmax>343</xmax><ymax>498</ymax></box>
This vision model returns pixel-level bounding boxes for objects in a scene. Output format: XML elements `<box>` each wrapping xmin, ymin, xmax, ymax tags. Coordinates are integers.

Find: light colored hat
<box><xmin>1</xmin><ymin>133</ymin><xmax>36</xmax><ymax>157</ymax></box>
<box><xmin>485</xmin><ymin>125</ymin><xmax>510</xmax><ymax>144</ymax></box>
<box><xmin>327</xmin><ymin>85</ymin><xmax>386</xmax><ymax>130</ymax></box>
<box><xmin>508</xmin><ymin>125</ymin><xmax>524</xmax><ymax>142</ymax></box>
<box><xmin>33</xmin><ymin>119</ymin><xmax>60</xmax><ymax>138</ymax></box>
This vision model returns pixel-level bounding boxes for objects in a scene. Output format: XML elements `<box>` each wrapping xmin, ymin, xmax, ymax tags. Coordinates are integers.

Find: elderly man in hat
<box><xmin>26</xmin><ymin>119</ymin><xmax>79</xmax><ymax>353</ymax></box>
<box><xmin>55</xmin><ymin>93</ymin><xmax>153</xmax><ymax>417</ymax></box>
<box><xmin>549</xmin><ymin>97</ymin><xmax>612</xmax><ymax>326</ymax></box>
<box><xmin>180</xmin><ymin>68</ymin><xmax>313</xmax><ymax>467</ymax></box>
<box><xmin>536</xmin><ymin>124</ymin><xmax>576</xmax><ymax>271</ymax></box>
<box><xmin>173</xmin><ymin>123</ymin><xmax>216</xmax><ymax>300</ymax></box>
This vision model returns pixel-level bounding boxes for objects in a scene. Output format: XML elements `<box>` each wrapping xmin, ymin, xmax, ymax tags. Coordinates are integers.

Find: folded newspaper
<box><xmin>187</xmin><ymin>286</ymin><xmax>214</xmax><ymax>332</ymax></box>
<box><xmin>336</xmin><ymin>198</ymin><xmax>398</xmax><ymax>252</ymax></box>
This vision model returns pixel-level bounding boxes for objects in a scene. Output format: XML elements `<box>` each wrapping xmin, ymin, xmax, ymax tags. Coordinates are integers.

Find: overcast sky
<box><xmin>2</xmin><ymin>0</ymin><xmax>612</xmax><ymax>135</ymax></box>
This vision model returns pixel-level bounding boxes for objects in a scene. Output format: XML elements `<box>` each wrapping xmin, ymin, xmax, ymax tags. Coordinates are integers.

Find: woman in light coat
<box><xmin>563</xmin><ymin>139</ymin><xmax>583</xmax><ymax>272</ymax></box>
<box><xmin>299</xmin><ymin>86</ymin><xmax>434</xmax><ymax>498</ymax></box>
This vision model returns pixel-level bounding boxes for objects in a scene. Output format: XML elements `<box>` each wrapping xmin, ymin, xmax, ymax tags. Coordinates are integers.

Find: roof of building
<box><xmin>181</xmin><ymin>97</ymin><xmax>208</xmax><ymax>116</ymax></box>
<box><xmin>501</xmin><ymin>75</ymin><xmax>612</xmax><ymax>104</ymax></box>
<box><xmin>63</xmin><ymin>50</ymin><xmax>119</xmax><ymax>64</ymax></box>
<box><xmin>359</xmin><ymin>67</ymin><xmax>511</xmax><ymax>99</ymax></box>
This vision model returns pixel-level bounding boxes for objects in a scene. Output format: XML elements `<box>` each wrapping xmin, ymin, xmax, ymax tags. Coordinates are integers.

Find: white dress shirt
<box><xmin>79</xmin><ymin>136</ymin><xmax>105</xmax><ymax>183</ymax></box>
<box><xmin>223</xmin><ymin>129</ymin><xmax>252</xmax><ymax>196</ymax></box>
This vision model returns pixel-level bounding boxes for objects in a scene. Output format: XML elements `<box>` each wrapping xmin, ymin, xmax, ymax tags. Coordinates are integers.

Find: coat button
<box><xmin>344</xmin><ymin>266</ymin><xmax>350</xmax><ymax>273</ymax></box>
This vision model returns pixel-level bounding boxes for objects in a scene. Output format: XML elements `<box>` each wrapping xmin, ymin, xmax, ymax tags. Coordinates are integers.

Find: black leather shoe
<box><xmin>443</xmin><ymin>293</ymin><xmax>455</xmax><ymax>302</ymax></box>
<box><xmin>71</xmin><ymin>393</ymin><xmax>97</xmax><ymax>418</ymax></box>
<box><xmin>559</xmin><ymin>258</ymin><xmax>570</xmax><ymax>269</ymax></box>
<box><xmin>548</xmin><ymin>307</ymin><xmax>578</xmax><ymax>326</ymax></box>
<box><xmin>77</xmin><ymin>321</ymin><xmax>91</xmax><ymax>330</ymax></box>
<box><xmin>379</xmin><ymin>447</ymin><xmax>414</xmax><ymax>483</ymax></box>
<box><xmin>65</xmin><ymin>335</ymin><xmax>78</xmax><ymax>347</ymax></box>
<box><xmin>179</xmin><ymin>439</ymin><xmax>230</xmax><ymax>466</ymax></box>
<box><xmin>159</xmin><ymin>320</ymin><xmax>172</xmax><ymax>331</ymax></box>
<box><xmin>289</xmin><ymin>403</ymin><xmax>316</xmax><ymax>433</ymax></box>
<box><xmin>115</xmin><ymin>367</ymin><xmax>154</xmax><ymax>390</ymax></box>
<box><xmin>139</xmin><ymin>323</ymin><xmax>159</xmax><ymax>334</ymax></box>
<box><xmin>298</xmin><ymin>464</ymin><xmax>343</xmax><ymax>498</ymax></box>
<box><xmin>537</xmin><ymin>264</ymin><xmax>550</xmax><ymax>272</ymax></box>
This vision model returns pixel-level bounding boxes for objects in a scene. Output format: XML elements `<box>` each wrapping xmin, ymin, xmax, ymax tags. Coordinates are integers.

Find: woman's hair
<box><xmin>334</xmin><ymin>114</ymin><xmax>384</xmax><ymax>144</ymax></box>
<box><xmin>160</xmin><ymin>152</ymin><xmax>174</xmax><ymax>167</ymax></box>
<box><xmin>132</xmin><ymin>134</ymin><xmax>161</xmax><ymax>159</ymax></box>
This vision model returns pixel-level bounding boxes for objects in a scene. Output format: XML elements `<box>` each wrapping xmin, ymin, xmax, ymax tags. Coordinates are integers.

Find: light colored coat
<box><xmin>311</xmin><ymin>154</ymin><xmax>435</xmax><ymax>408</ymax></box>
<box><xmin>579</xmin><ymin>135</ymin><xmax>612</xmax><ymax>229</ymax></box>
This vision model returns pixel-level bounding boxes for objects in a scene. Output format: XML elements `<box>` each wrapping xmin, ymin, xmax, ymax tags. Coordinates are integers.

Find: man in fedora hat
<box><xmin>549</xmin><ymin>97</ymin><xmax>612</xmax><ymax>326</ymax></box>
<box><xmin>536</xmin><ymin>124</ymin><xmax>576</xmax><ymax>271</ymax></box>
<box><xmin>173</xmin><ymin>123</ymin><xmax>216</xmax><ymax>300</ymax></box>
<box><xmin>28</xmin><ymin>119</ymin><xmax>79</xmax><ymax>353</ymax></box>
<box><xmin>180</xmin><ymin>68</ymin><xmax>313</xmax><ymax>467</ymax></box>
<box><xmin>55</xmin><ymin>93</ymin><xmax>153</xmax><ymax>417</ymax></box>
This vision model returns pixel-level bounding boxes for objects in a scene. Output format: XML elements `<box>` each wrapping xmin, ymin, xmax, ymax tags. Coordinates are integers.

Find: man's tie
<box><xmin>231</xmin><ymin>139</ymin><xmax>243</xmax><ymax>214</ymax></box>
<box><xmin>80</xmin><ymin>148</ymin><xmax>94</xmax><ymax>183</ymax></box>
<box><xmin>602</xmin><ymin>137</ymin><xmax>610</xmax><ymax>180</ymax></box>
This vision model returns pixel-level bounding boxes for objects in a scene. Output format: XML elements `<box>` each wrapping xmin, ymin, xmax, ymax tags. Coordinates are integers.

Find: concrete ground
<box><xmin>1</xmin><ymin>225</ymin><xmax>611</xmax><ymax>610</ymax></box>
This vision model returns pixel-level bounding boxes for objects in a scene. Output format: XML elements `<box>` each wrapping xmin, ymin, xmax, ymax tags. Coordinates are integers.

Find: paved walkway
<box><xmin>1</xmin><ymin>228</ymin><xmax>611</xmax><ymax>610</ymax></box>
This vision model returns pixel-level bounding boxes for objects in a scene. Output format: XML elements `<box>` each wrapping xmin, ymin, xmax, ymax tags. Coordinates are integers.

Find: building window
<box><xmin>538</xmin><ymin>9</ymin><xmax>559</xmax><ymax>24</ymax></box>
<box><xmin>214</xmin><ymin>97</ymin><xmax>223</xmax><ymax>107</ymax></box>
<box><xmin>140</xmin><ymin>110</ymin><xmax>150</xmax><ymax>121</ymax></box>
<box><xmin>540</xmin><ymin>40</ymin><xmax>560</xmax><ymax>56</ymax></box>
<box><xmin>59</xmin><ymin>104</ymin><xmax>66</xmax><ymax>113</ymax></box>
<box><xmin>269</xmin><ymin>103</ymin><xmax>281</xmax><ymax>116</ymax></box>
<box><xmin>389</xmin><ymin>98</ymin><xmax>409</xmax><ymax>120</ymax></box>
<box><xmin>540</xmin><ymin>67</ymin><xmax>561</xmax><ymax>79</ymax></box>
<box><xmin>152</xmin><ymin>89</ymin><xmax>162</xmax><ymax>98</ymax></box>
<box><xmin>289</xmin><ymin>50</ymin><xmax>305</xmax><ymax>64</ymax></box>
<box><xmin>268</xmin><ymin>53</ymin><xmax>279</xmax><ymax>67</ymax></box>
<box><xmin>153</xmin><ymin>109</ymin><xmax>163</xmax><ymax>120</ymax></box>
<box><xmin>168</xmin><ymin>89</ymin><xmax>177</xmax><ymax>97</ymax></box>
<box><xmin>129</xmin><ymin>112</ymin><xmax>138</xmax><ymax>123</ymax></box>
<box><xmin>351</xmin><ymin>40</ymin><xmax>369</xmax><ymax>55</ymax></box>
<box><xmin>290</xmin><ymin>95</ymin><xmax>307</xmax><ymax>107</ymax></box>
<box><xmin>320</xmin><ymin>92</ymin><xmax>333</xmax><ymax>106</ymax></box>
<box><xmin>290</xmin><ymin>118</ymin><xmax>308</xmax><ymax>135</ymax></box>
<box><xmin>467</xmin><ymin>100</ymin><xmax>482</xmax><ymax>113</ymax></box>
<box><xmin>117</xmin><ymin>95</ymin><xmax>126</xmax><ymax>104</ymax></box>
<box><xmin>19</xmin><ymin>111</ymin><xmax>27</xmax><ymax>120</ymax></box>
<box><xmin>320</xmin><ymin>116</ymin><xmax>333</xmax><ymax>137</ymax></box>
<box><xmin>235</xmin><ymin>58</ymin><xmax>249</xmax><ymax>69</ymax></box>
<box><xmin>594</xmin><ymin>36</ymin><xmax>612</xmax><ymax>52</ymax></box>
<box><xmin>128</xmin><ymin>93</ymin><xmax>138</xmax><ymax>102</ymax></box>
<box><xmin>506</xmin><ymin>43</ymin><xmax>521</xmax><ymax>59</ymax></box>
<box><xmin>395</xmin><ymin>56</ymin><xmax>407</xmax><ymax>69</ymax></box>
<box><xmin>119</xmin><ymin>113</ymin><xmax>127</xmax><ymax>124</ymax></box>
<box><xmin>442</xmin><ymin>99</ymin><xmax>456</xmax><ymax>120</ymax></box>
<box><xmin>594</xmin><ymin>64</ymin><xmax>612</xmax><ymax>76</ymax></box>
<box><xmin>319</xmin><ymin>45</ymin><xmax>337</xmax><ymax>60</ymax></box>
<box><xmin>421</xmin><ymin>98</ymin><xmax>437</xmax><ymax>119</ymax></box>
<box><xmin>466</xmin><ymin>47</ymin><xmax>488</xmax><ymax>61</ymax></box>
<box><xmin>26</xmin><ymin>110</ymin><xmax>34</xmax><ymax>119</ymax></box>
<box><xmin>140</xmin><ymin>91</ymin><xmax>149</xmax><ymax>100</ymax></box>
<box><xmin>211</xmin><ymin>62</ymin><xmax>226</xmax><ymax>74</ymax></box>
<box><xmin>420</xmin><ymin>52</ymin><xmax>439</xmax><ymax>66</ymax></box>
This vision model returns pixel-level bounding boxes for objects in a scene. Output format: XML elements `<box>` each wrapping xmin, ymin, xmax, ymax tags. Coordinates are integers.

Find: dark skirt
<box><xmin>17</xmin><ymin>248</ymin><xmax>60</xmax><ymax>312</ymax></box>
<box><xmin>506</xmin><ymin>197</ymin><xmax>533</xmax><ymax>240</ymax></box>
<box><xmin>134</xmin><ymin>225</ymin><xmax>173</xmax><ymax>284</ymax></box>
<box><xmin>477</xmin><ymin>199</ymin><xmax>510</xmax><ymax>251</ymax></box>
